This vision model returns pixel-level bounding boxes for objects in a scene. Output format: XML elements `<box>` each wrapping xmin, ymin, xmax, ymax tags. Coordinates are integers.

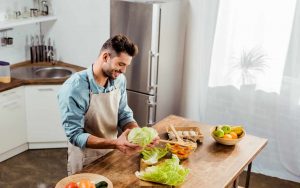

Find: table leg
<box><xmin>245</xmin><ymin>162</ymin><xmax>252</xmax><ymax>188</ymax></box>
<box><xmin>233</xmin><ymin>177</ymin><xmax>239</xmax><ymax>188</ymax></box>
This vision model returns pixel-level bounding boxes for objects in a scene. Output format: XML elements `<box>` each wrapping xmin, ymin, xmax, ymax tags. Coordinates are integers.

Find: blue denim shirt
<box><xmin>57</xmin><ymin>65</ymin><xmax>135</xmax><ymax>149</ymax></box>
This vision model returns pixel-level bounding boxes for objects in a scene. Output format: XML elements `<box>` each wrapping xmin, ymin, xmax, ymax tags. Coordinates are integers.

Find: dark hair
<box><xmin>101</xmin><ymin>34</ymin><xmax>138</xmax><ymax>57</ymax></box>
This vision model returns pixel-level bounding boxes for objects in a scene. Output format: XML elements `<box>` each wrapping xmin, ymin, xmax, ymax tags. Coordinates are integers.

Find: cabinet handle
<box><xmin>1</xmin><ymin>91</ymin><xmax>16</xmax><ymax>97</ymax></box>
<box><xmin>147</xmin><ymin>51</ymin><xmax>158</xmax><ymax>93</ymax></box>
<box><xmin>2</xmin><ymin>101</ymin><xmax>18</xmax><ymax>109</ymax></box>
<box><xmin>37</xmin><ymin>88</ymin><xmax>54</xmax><ymax>91</ymax></box>
<box><xmin>147</xmin><ymin>97</ymin><xmax>157</xmax><ymax>126</ymax></box>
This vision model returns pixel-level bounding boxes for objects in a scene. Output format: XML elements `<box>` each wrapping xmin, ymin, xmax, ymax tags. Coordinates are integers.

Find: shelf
<box><xmin>0</xmin><ymin>16</ymin><xmax>57</xmax><ymax>31</ymax></box>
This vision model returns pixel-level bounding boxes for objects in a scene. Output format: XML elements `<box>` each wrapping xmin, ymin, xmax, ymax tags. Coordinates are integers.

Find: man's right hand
<box><xmin>114</xmin><ymin>129</ymin><xmax>142</xmax><ymax>155</ymax></box>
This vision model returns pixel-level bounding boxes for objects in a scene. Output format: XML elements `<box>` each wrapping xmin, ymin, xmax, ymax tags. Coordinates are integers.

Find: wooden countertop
<box><xmin>0</xmin><ymin>61</ymin><xmax>86</xmax><ymax>92</ymax></box>
<box><xmin>79</xmin><ymin>115</ymin><xmax>268</xmax><ymax>188</ymax></box>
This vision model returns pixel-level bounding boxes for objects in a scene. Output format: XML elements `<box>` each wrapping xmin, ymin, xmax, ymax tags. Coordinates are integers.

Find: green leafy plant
<box><xmin>233</xmin><ymin>47</ymin><xmax>268</xmax><ymax>85</ymax></box>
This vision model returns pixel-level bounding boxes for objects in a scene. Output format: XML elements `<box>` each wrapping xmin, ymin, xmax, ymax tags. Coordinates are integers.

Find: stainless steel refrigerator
<box><xmin>110</xmin><ymin>0</ymin><xmax>186</xmax><ymax>126</ymax></box>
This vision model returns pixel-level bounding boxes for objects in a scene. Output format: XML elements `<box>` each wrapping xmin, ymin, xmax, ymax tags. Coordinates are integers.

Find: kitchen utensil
<box><xmin>169</xmin><ymin>124</ymin><xmax>185</xmax><ymax>144</ymax></box>
<box><xmin>39</xmin><ymin>35</ymin><xmax>44</xmax><ymax>61</ymax></box>
<box><xmin>7</xmin><ymin>37</ymin><xmax>13</xmax><ymax>45</ymax></box>
<box><xmin>41</xmin><ymin>0</ymin><xmax>49</xmax><ymax>16</ymax></box>
<box><xmin>35</xmin><ymin>35</ymin><xmax>40</xmax><ymax>62</ymax></box>
<box><xmin>41</xmin><ymin>35</ymin><xmax>47</xmax><ymax>61</ymax></box>
<box><xmin>30</xmin><ymin>8</ymin><xmax>38</xmax><ymax>17</ymax></box>
<box><xmin>47</xmin><ymin>37</ymin><xmax>53</xmax><ymax>62</ymax></box>
<box><xmin>30</xmin><ymin>36</ymin><xmax>36</xmax><ymax>63</ymax></box>
<box><xmin>159</xmin><ymin>139</ymin><xmax>190</xmax><ymax>147</ymax></box>
<box><xmin>1</xmin><ymin>31</ymin><xmax>8</xmax><ymax>46</ymax></box>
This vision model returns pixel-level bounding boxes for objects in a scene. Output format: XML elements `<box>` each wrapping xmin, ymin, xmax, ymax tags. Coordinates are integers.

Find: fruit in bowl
<box><xmin>211</xmin><ymin>125</ymin><xmax>245</xmax><ymax>145</ymax></box>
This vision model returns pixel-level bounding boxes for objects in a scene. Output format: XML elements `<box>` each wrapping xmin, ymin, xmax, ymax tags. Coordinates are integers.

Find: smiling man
<box><xmin>57</xmin><ymin>34</ymin><xmax>147</xmax><ymax>175</ymax></box>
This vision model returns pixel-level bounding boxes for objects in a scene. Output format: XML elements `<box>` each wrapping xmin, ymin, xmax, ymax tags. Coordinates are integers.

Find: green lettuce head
<box><xmin>135</xmin><ymin>154</ymin><xmax>190</xmax><ymax>186</ymax></box>
<box><xmin>128</xmin><ymin>127</ymin><xmax>158</xmax><ymax>147</ymax></box>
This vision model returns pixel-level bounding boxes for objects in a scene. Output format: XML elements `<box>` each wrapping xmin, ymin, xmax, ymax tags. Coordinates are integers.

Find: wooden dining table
<box><xmin>79</xmin><ymin>115</ymin><xmax>267</xmax><ymax>188</ymax></box>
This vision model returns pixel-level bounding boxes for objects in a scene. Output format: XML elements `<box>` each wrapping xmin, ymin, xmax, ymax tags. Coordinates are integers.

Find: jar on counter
<box><xmin>0</xmin><ymin>61</ymin><xmax>11</xmax><ymax>83</ymax></box>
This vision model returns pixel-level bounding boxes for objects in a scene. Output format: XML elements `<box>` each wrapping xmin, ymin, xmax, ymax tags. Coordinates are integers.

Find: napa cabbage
<box><xmin>135</xmin><ymin>155</ymin><xmax>190</xmax><ymax>186</ymax></box>
<box><xmin>141</xmin><ymin>147</ymin><xmax>168</xmax><ymax>165</ymax></box>
<box><xmin>128</xmin><ymin>127</ymin><xmax>158</xmax><ymax>147</ymax></box>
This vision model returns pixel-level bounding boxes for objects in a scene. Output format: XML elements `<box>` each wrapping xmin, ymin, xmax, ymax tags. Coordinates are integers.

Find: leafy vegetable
<box><xmin>135</xmin><ymin>155</ymin><xmax>190</xmax><ymax>186</ymax></box>
<box><xmin>128</xmin><ymin>127</ymin><xmax>158</xmax><ymax>147</ymax></box>
<box><xmin>141</xmin><ymin>147</ymin><xmax>169</xmax><ymax>165</ymax></box>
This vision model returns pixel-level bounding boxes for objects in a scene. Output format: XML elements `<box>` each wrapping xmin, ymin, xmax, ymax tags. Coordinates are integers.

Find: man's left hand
<box><xmin>146</xmin><ymin>136</ymin><xmax>160</xmax><ymax>148</ymax></box>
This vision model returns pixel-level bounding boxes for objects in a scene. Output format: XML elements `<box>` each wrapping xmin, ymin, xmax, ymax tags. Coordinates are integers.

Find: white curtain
<box><xmin>181</xmin><ymin>0</ymin><xmax>300</xmax><ymax>183</ymax></box>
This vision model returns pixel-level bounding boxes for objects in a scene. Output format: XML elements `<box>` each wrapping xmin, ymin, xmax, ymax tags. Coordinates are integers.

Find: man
<box><xmin>58</xmin><ymin>34</ymin><xmax>153</xmax><ymax>175</ymax></box>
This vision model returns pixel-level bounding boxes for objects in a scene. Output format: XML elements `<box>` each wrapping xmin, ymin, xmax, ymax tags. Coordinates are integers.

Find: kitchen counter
<box><xmin>78</xmin><ymin>115</ymin><xmax>267</xmax><ymax>188</ymax></box>
<box><xmin>0</xmin><ymin>61</ymin><xmax>86</xmax><ymax>92</ymax></box>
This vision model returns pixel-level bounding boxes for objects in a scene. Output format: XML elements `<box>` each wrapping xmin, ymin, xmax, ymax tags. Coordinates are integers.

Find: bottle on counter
<box><xmin>0</xmin><ymin>61</ymin><xmax>11</xmax><ymax>83</ymax></box>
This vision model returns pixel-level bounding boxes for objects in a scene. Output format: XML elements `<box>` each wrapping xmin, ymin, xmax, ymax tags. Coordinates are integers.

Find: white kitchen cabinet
<box><xmin>25</xmin><ymin>85</ymin><xmax>67</xmax><ymax>149</ymax></box>
<box><xmin>0</xmin><ymin>86</ymin><xmax>27</xmax><ymax>162</ymax></box>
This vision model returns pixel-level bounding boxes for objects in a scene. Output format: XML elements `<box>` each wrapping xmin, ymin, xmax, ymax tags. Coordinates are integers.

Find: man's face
<box><xmin>102</xmin><ymin>52</ymin><xmax>132</xmax><ymax>80</ymax></box>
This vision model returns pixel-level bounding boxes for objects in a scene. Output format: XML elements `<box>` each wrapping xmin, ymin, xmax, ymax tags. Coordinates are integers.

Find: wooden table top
<box><xmin>80</xmin><ymin>115</ymin><xmax>267</xmax><ymax>188</ymax></box>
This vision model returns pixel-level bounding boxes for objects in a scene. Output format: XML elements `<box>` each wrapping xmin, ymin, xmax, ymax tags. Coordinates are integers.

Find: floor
<box><xmin>0</xmin><ymin>149</ymin><xmax>299</xmax><ymax>188</ymax></box>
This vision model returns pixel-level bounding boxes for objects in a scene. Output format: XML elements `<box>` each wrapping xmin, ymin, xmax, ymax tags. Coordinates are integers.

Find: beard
<box><xmin>103</xmin><ymin>69</ymin><xmax>120</xmax><ymax>80</ymax></box>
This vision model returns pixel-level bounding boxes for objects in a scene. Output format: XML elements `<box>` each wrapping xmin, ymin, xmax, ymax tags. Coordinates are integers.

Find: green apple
<box><xmin>221</xmin><ymin>125</ymin><xmax>231</xmax><ymax>134</ymax></box>
<box><xmin>213</xmin><ymin>128</ymin><xmax>224</xmax><ymax>138</ymax></box>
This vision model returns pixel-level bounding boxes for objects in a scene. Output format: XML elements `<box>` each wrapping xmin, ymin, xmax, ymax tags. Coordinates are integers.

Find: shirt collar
<box><xmin>87</xmin><ymin>65</ymin><xmax>115</xmax><ymax>91</ymax></box>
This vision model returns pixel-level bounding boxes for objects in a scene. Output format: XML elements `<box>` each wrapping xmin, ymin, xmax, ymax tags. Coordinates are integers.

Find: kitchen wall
<box><xmin>42</xmin><ymin>0</ymin><xmax>110</xmax><ymax>67</ymax></box>
<box><xmin>0</xmin><ymin>0</ymin><xmax>110</xmax><ymax>67</ymax></box>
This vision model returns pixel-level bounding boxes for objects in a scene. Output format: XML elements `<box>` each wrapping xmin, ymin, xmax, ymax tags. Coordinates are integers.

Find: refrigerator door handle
<box><xmin>147</xmin><ymin>51</ymin><xmax>159</xmax><ymax>92</ymax></box>
<box><xmin>147</xmin><ymin>99</ymin><xmax>157</xmax><ymax>126</ymax></box>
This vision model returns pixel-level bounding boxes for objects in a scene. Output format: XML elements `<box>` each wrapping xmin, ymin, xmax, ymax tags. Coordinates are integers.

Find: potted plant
<box><xmin>232</xmin><ymin>47</ymin><xmax>268</xmax><ymax>90</ymax></box>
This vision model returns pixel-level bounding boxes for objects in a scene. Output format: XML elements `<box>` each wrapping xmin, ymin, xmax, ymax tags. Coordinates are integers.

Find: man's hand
<box><xmin>115</xmin><ymin>129</ymin><xmax>142</xmax><ymax>155</ymax></box>
<box><xmin>146</xmin><ymin>136</ymin><xmax>160</xmax><ymax>148</ymax></box>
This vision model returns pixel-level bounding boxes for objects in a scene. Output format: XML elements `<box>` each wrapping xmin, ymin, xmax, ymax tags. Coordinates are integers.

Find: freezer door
<box><xmin>127</xmin><ymin>90</ymin><xmax>156</xmax><ymax>127</ymax></box>
<box><xmin>111</xmin><ymin>0</ymin><xmax>160</xmax><ymax>95</ymax></box>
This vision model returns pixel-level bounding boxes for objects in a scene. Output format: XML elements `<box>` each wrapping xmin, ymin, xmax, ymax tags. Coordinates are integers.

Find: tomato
<box><xmin>65</xmin><ymin>182</ymin><xmax>79</xmax><ymax>188</ymax></box>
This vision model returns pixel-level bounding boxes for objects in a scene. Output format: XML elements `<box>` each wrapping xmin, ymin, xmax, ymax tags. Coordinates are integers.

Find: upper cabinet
<box><xmin>0</xmin><ymin>15</ymin><xmax>57</xmax><ymax>30</ymax></box>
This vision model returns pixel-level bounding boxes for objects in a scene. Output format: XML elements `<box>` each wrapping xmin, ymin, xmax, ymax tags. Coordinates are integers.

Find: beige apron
<box><xmin>67</xmin><ymin>79</ymin><xmax>120</xmax><ymax>175</ymax></box>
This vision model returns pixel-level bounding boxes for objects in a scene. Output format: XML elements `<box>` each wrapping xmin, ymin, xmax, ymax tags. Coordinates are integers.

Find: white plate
<box><xmin>55</xmin><ymin>173</ymin><xmax>113</xmax><ymax>188</ymax></box>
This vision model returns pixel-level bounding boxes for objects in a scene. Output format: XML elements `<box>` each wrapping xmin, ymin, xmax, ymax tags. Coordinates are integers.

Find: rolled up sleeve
<box><xmin>57</xmin><ymin>78</ymin><xmax>90</xmax><ymax>149</ymax></box>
